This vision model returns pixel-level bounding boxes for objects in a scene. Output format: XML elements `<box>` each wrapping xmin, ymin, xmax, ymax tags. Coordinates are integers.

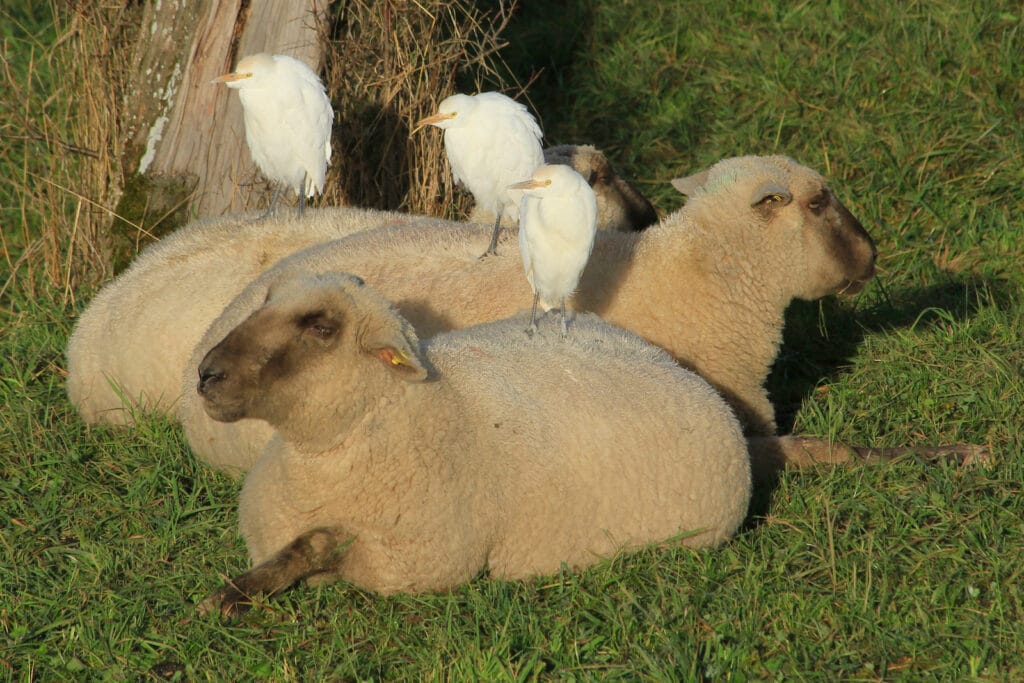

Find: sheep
<box><xmin>195</xmin><ymin>271</ymin><xmax>751</xmax><ymax>615</ymax></box>
<box><xmin>66</xmin><ymin>146</ymin><xmax>650</xmax><ymax>425</ymax></box>
<box><xmin>180</xmin><ymin>154</ymin><xmax>878</xmax><ymax>473</ymax></box>
<box><xmin>65</xmin><ymin>206</ymin><xmax>454</xmax><ymax>424</ymax></box>
<box><xmin>469</xmin><ymin>144</ymin><xmax>659</xmax><ymax>232</ymax></box>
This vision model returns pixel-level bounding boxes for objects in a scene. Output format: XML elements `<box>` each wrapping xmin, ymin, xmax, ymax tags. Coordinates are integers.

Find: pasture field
<box><xmin>2</xmin><ymin>1</ymin><xmax>1023</xmax><ymax>680</ymax></box>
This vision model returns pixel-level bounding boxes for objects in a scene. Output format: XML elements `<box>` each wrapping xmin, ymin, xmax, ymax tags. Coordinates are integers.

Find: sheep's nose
<box><xmin>197</xmin><ymin>365</ymin><xmax>226</xmax><ymax>396</ymax></box>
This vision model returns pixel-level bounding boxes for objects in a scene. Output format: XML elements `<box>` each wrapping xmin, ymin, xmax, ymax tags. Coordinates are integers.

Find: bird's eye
<box><xmin>544</xmin><ymin>179</ymin><xmax>553</xmax><ymax>187</ymax></box>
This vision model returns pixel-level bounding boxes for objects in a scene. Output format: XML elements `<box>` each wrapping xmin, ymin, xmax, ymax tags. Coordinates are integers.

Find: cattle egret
<box><xmin>213</xmin><ymin>53</ymin><xmax>333</xmax><ymax>216</ymax></box>
<box><xmin>511</xmin><ymin>164</ymin><xmax>598</xmax><ymax>337</ymax></box>
<box><xmin>415</xmin><ymin>92</ymin><xmax>544</xmax><ymax>257</ymax></box>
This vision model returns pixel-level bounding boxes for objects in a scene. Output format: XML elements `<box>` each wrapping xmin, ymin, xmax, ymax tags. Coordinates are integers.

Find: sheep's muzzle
<box><xmin>831</xmin><ymin>199</ymin><xmax>877</xmax><ymax>295</ymax></box>
<box><xmin>197</xmin><ymin>346</ymin><xmax>249</xmax><ymax>423</ymax></box>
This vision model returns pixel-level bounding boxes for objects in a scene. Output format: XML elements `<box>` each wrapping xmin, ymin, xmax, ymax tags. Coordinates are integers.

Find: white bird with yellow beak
<box><xmin>213</xmin><ymin>53</ymin><xmax>333</xmax><ymax>216</ymax></box>
<box><xmin>415</xmin><ymin>92</ymin><xmax>544</xmax><ymax>257</ymax></box>
<box><xmin>511</xmin><ymin>164</ymin><xmax>598</xmax><ymax>337</ymax></box>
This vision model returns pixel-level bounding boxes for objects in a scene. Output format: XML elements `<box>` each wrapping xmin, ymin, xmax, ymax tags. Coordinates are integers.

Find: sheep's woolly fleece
<box><xmin>65</xmin><ymin>206</ymin><xmax>448</xmax><ymax>424</ymax></box>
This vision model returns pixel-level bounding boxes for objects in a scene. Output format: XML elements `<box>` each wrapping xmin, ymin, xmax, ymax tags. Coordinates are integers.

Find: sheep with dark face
<box><xmin>196</xmin><ymin>272</ymin><xmax>750</xmax><ymax>616</ymax></box>
<box><xmin>469</xmin><ymin>144</ymin><xmax>659</xmax><ymax>232</ymax></box>
<box><xmin>544</xmin><ymin>144</ymin><xmax>659</xmax><ymax>232</ymax></box>
<box><xmin>66</xmin><ymin>206</ymin><xmax>436</xmax><ymax>424</ymax></box>
<box><xmin>181</xmin><ymin>155</ymin><xmax>877</xmax><ymax>473</ymax></box>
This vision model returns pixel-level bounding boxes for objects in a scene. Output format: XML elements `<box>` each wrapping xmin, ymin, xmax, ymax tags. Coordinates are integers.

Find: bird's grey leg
<box><xmin>297</xmin><ymin>173</ymin><xmax>307</xmax><ymax>217</ymax></box>
<box><xmin>559</xmin><ymin>298</ymin><xmax>568</xmax><ymax>338</ymax></box>
<box><xmin>479</xmin><ymin>215</ymin><xmax>502</xmax><ymax>259</ymax></box>
<box><xmin>525</xmin><ymin>292</ymin><xmax>540</xmax><ymax>337</ymax></box>
<box><xmin>261</xmin><ymin>185</ymin><xmax>284</xmax><ymax>219</ymax></box>
<box><xmin>198</xmin><ymin>527</ymin><xmax>347</xmax><ymax>619</ymax></box>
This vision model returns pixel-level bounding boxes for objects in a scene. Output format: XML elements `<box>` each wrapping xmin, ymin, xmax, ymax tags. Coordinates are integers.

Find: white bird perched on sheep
<box><xmin>415</xmin><ymin>92</ymin><xmax>544</xmax><ymax>257</ymax></box>
<box><xmin>511</xmin><ymin>164</ymin><xmax>597</xmax><ymax>336</ymax></box>
<box><xmin>213</xmin><ymin>53</ymin><xmax>333</xmax><ymax>216</ymax></box>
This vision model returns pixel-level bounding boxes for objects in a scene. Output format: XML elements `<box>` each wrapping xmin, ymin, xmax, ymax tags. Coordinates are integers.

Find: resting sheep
<box><xmin>66</xmin><ymin>148</ymin><xmax>653</xmax><ymax>425</ymax></box>
<box><xmin>181</xmin><ymin>155</ymin><xmax>877</xmax><ymax>473</ymax></box>
<box><xmin>196</xmin><ymin>272</ymin><xmax>750</xmax><ymax>615</ymax></box>
<box><xmin>65</xmin><ymin>206</ymin><xmax>452</xmax><ymax>424</ymax></box>
<box><xmin>468</xmin><ymin>144</ymin><xmax>659</xmax><ymax>232</ymax></box>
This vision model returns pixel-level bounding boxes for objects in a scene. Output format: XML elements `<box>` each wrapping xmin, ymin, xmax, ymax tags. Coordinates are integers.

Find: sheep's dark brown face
<box><xmin>197</xmin><ymin>302</ymin><xmax>343</xmax><ymax>425</ymax></box>
<box><xmin>672</xmin><ymin>155</ymin><xmax>876</xmax><ymax>301</ymax></box>
<box><xmin>544</xmin><ymin>144</ymin><xmax>658</xmax><ymax>232</ymax></box>
<box><xmin>196</xmin><ymin>273</ymin><xmax>426</xmax><ymax>438</ymax></box>
<box><xmin>796</xmin><ymin>182</ymin><xmax>877</xmax><ymax>299</ymax></box>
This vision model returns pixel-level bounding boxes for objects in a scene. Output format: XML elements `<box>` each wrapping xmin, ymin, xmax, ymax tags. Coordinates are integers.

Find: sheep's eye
<box><xmin>807</xmin><ymin>192</ymin><xmax>829</xmax><ymax>213</ymax></box>
<box><xmin>296</xmin><ymin>311</ymin><xmax>338</xmax><ymax>340</ymax></box>
<box><xmin>764</xmin><ymin>194</ymin><xmax>784</xmax><ymax>204</ymax></box>
<box><xmin>311</xmin><ymin>324</ymin><xmax>335</xmax><ymax>339</ymax></box>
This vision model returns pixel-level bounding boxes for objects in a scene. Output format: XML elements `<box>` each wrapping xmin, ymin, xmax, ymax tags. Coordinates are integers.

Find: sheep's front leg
<box><xmin>199</xmin><ymin>527</ymin><xmax>346</xmax><ymax>619</ymax></box>
<box><xmin>748</xmin><ymin>435</ymin><xmax>990</xmax><ymax>488</ymax></box>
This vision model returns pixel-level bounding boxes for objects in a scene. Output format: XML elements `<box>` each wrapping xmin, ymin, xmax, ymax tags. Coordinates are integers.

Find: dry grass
<box><xmin>1</xmin><ymin>2</ymin><xmax>139</xmax><ymax>301</ymax></box>
<box><xmin>1</xmin><ymin>0</ymin><xmax>520</xmax><ymax>298</ymax></box>
<box><xmin>324</xmin><ymin>0</ymin><xmax>520</xmax><ymax>217</ymax></box>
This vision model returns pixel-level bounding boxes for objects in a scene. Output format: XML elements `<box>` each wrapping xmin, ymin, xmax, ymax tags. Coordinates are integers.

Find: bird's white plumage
<box><xmin>216</xmin><ymin>53</ymin><xmax>333</xmax><ymax>199</ymax></box>
<box><xmin>516</xmin><ymin>164</ymin><xmax>598</xmax><ymax>318</ymax></box>
<box><xmin>423</xmin><ymin>92</ymin><xmax>544</xmax><ymax>223</ymax></box>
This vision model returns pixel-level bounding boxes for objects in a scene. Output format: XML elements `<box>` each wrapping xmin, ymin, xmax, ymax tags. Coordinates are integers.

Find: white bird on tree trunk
<box><xmin>414</xmin><ymin>92</ymin><xmax>544</xmax><ymax>257</ymax></box>
<box><xmin>511</xmin><ymin>164</ymin><xmax>598</xmax><ymax>337</ymax></box>
<box><xmin>213</xmin><ymin>53</ymin><xmax>333</xmax><ymax>217</ymax></box>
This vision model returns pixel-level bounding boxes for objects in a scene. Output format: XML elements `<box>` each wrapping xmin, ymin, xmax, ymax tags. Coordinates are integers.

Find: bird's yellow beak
<box><xmin>211</xmin><ymin>71</ymin><xmax>253</xmax><ymax>85</ymax></box>
<box><xmin>411</xmin><ymin>111</ymin><xmax>456</xmax><ymax>135</ymax></box>
<box><xmin>509</xmin><ymin>178</ymin><xmax>551</xmax><ymax>190</ymax></box>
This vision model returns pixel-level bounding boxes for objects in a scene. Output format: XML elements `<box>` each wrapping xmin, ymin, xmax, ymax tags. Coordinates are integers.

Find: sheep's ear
<box><xmin>372</xmin><ymin>344</ymin><xmax>427</xmax><ymax>380</ymax></box>
<box><xmin>360</xmin><ymin>313</ymin><xmax>428</xmax><ymax>381</ymax></box>
<box><xmin>349</xmin><ymin>287</ymin><xmax>428</xmax><ymax>380</ymax></box>
<box><xmin>752</xmin><ymin>181</ymin><xmax>792</xmax><ymax>207</ymax></box>
<box><xmin>670</xmin><ymin>170</ymin><xmax>709</xmax><ymax>196</ymax></box>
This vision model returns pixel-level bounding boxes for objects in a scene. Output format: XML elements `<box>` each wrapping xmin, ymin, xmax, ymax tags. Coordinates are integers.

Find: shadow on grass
<box><xmin>736</xmin><ymin>275</ymin><xmax>1014</xmax><ymax>521</ymax></box>
<box><xmin>768</xmin><ymin>275</ymin><xmax>1013</xmax><ymax>435</ymax></box>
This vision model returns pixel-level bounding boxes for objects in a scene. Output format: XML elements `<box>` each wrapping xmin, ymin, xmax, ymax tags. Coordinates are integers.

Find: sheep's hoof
<box><xmin>936</xmin><ymin>443</ymin><xmax>993</xmax><ymax>467</ymax></box>
<box><xmin>198</xmin><ymin>583</ymin><xmax>255</xmax><ymax>620</ymax></box>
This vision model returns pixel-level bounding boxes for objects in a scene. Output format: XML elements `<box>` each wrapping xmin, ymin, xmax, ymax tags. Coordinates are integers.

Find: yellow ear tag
<box><xmin>377</xmin><ymin>348</ymin><xmax>410</xmax><ymax>367</ymax></box>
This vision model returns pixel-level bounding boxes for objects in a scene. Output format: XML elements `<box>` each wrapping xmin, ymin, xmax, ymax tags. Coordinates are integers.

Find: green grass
<box><xmin>3</xmin><ymin>0</ymin><xmax>1024</xmax><ymax>680</ymax></box>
